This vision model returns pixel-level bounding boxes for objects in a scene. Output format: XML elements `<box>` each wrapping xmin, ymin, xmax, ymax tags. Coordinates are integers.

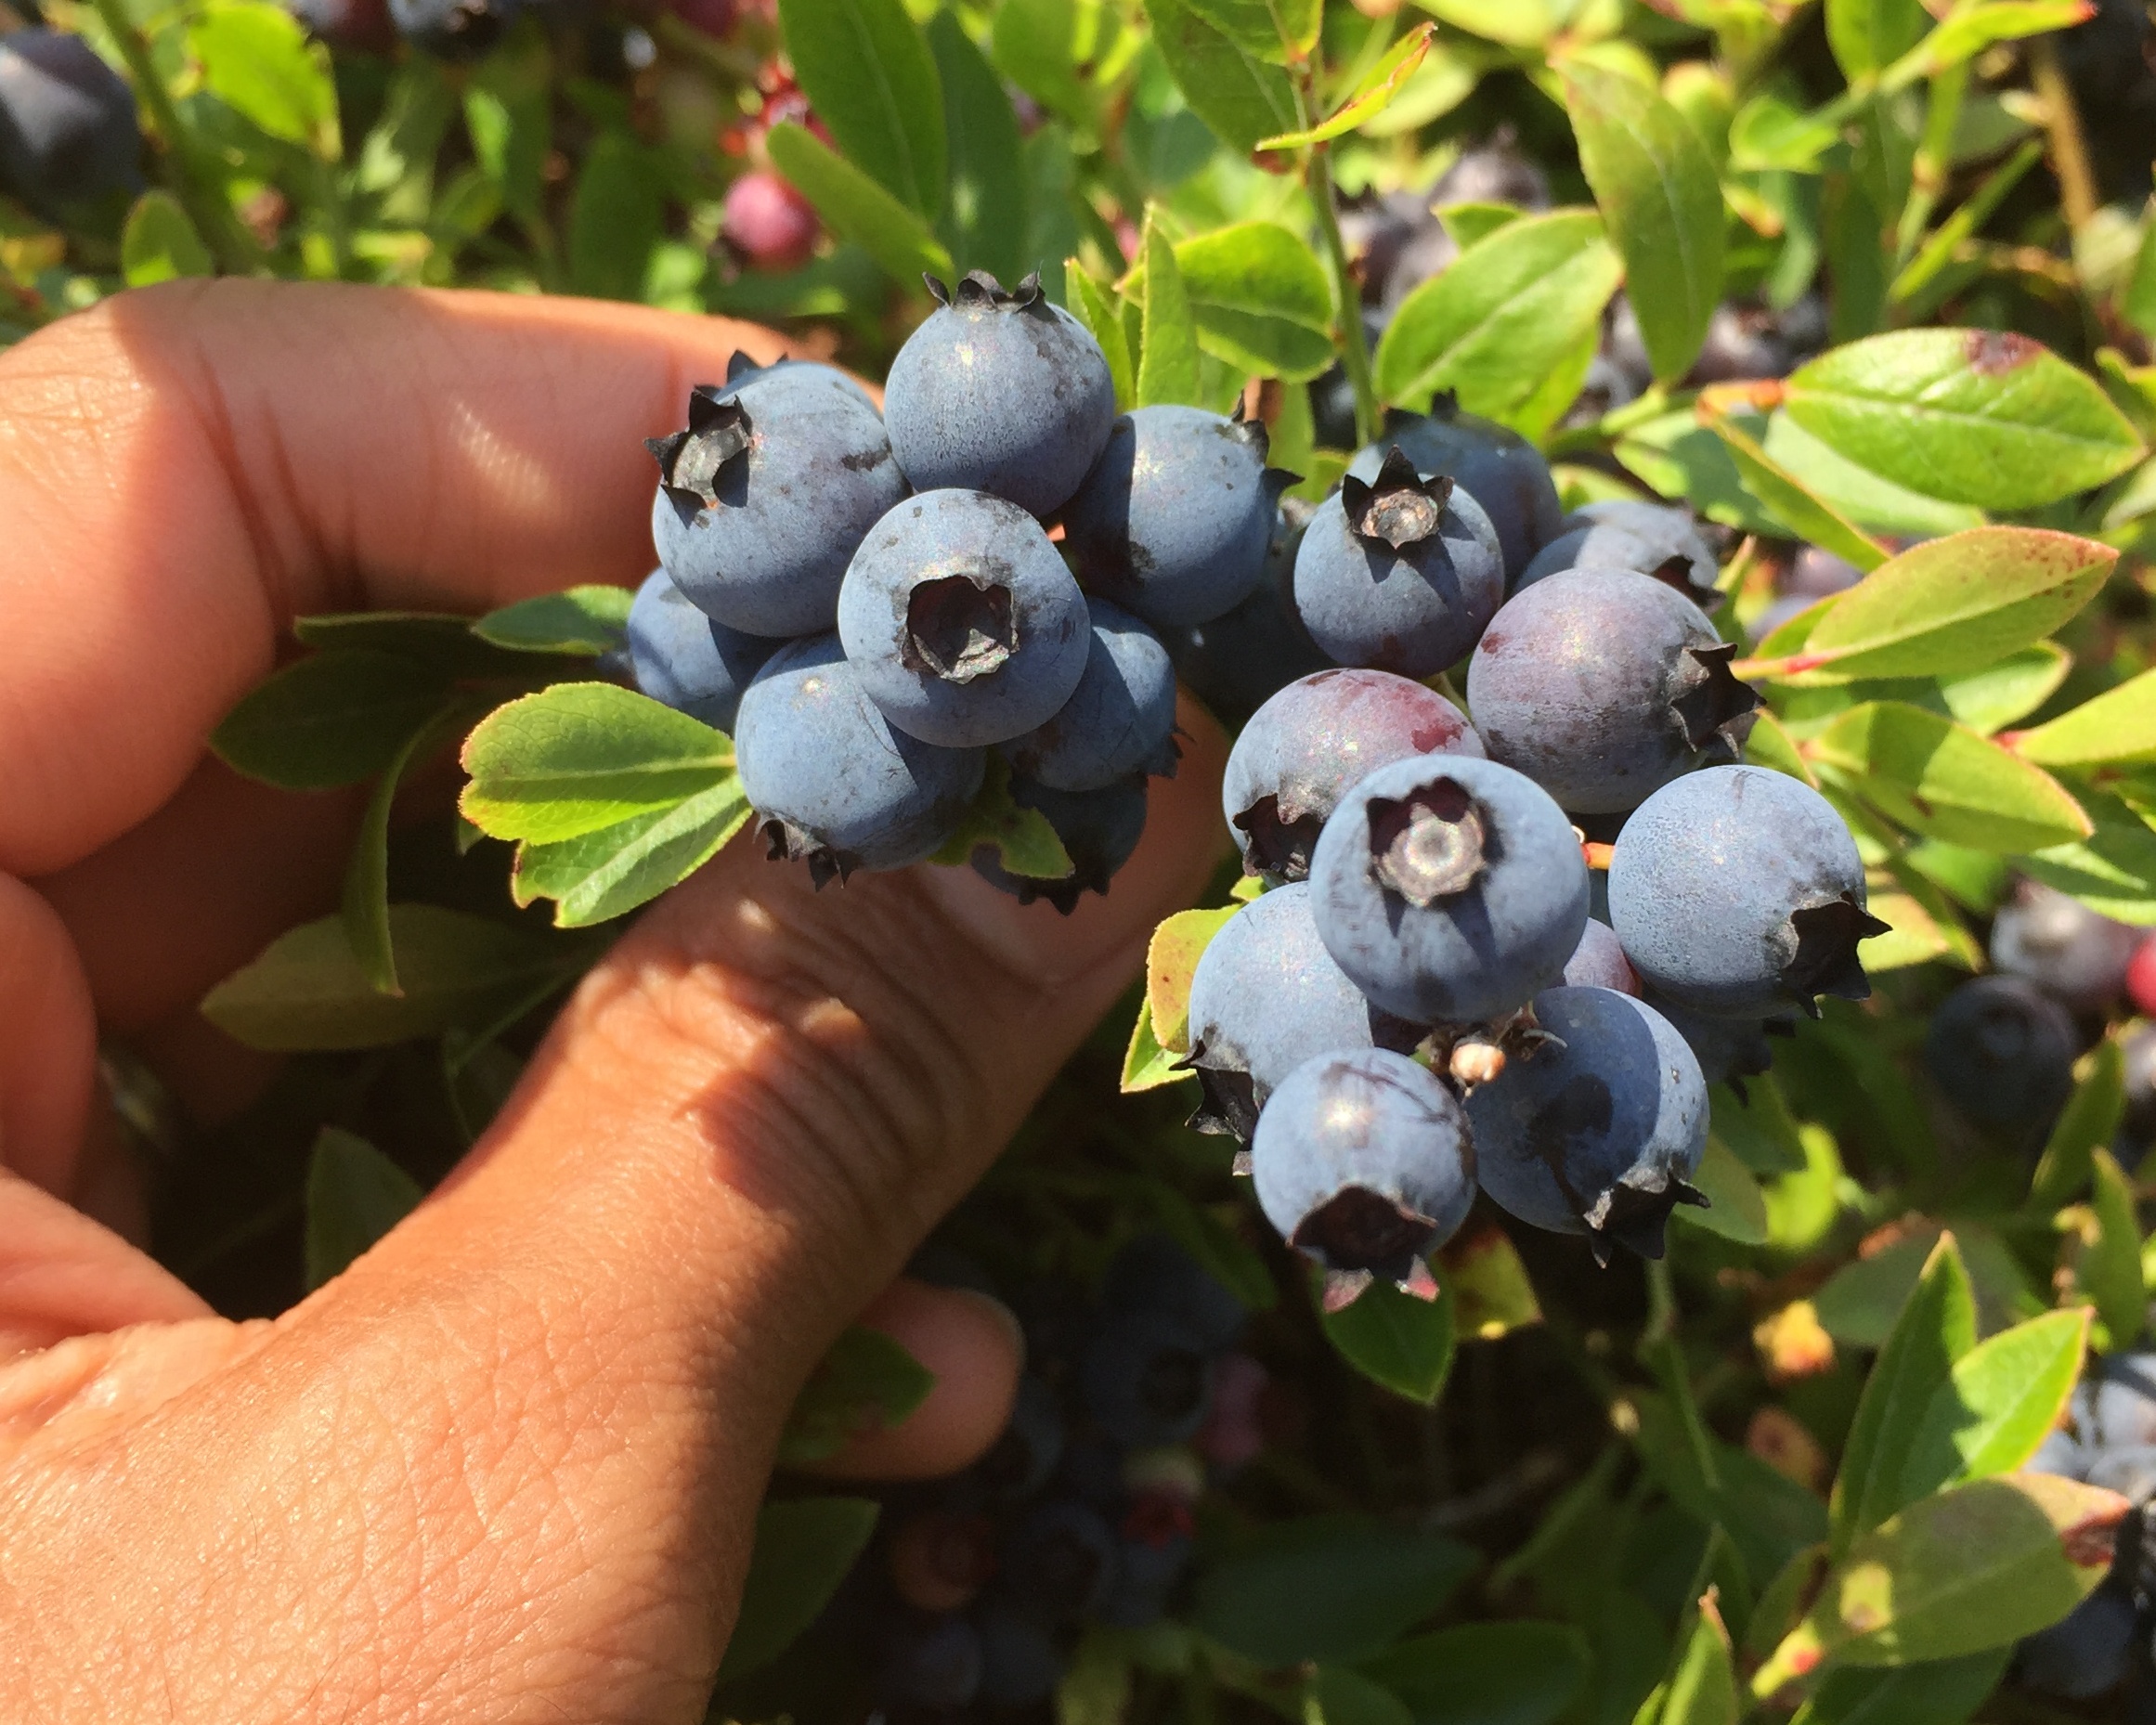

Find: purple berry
<box><xmin>1990</xmin><ymin>878</ymin><xmax>2141</xmax><ymax>1013</ymax></box>
<box><xmin>1223</xmin><ymin>668</ymin><xmax>1483</xmax><ymax>884</ymax></box>
<box><xmin>884</xmin><ymin>271</ymin><xmax>1116</xmax><ymax>517</ymax></box>
<box><xmin>838</xmin><ymin>489</ymin><xmax>1092</xmax><ymax>747</ymax></box>
<box><xmin>1464</xmin><ymin>985</ymin><xmax>1709</xmax><ymax>1263</ymax></box>
<box><xmin>1565</xmin><ymin>918</ymin><xmax>1640</xmax><ymax>994</ymax></box>
<box><xmin>624</xmin><ymin>569</ymin><xmax>777</xmax><ymax>734</ymax></box>
<box><xmin>1465</xmin><ymin>568</ymin><xmax>1760</xmax><ymax>814</ymax></box>
<box><xmin>1185</xmin><ymin>882</ymin><xmax>1426</xmax><ymax>1140</ymax></box>
<box><xmin>1921</xmin><ymin>975</ymin><xmax>2076</xmax><ymax>1140</ymax></box>
<box><xmin>649</xmin><ymin>356</ymin><xmax>906</xmax><ymax>637</ymax></box>
<box><xmin>0</xmin><ymin>32</ymin><xmax>142</xmax><ymax>223</ymax></box>
<box><xmin>1292</xmin><ymin>450</ymin><xmax>1505</xmax><ymax>678</ymax></box>
<box><xmin>734</xmin><ymin>634</ymin><xmax>984</xmax><ymax>884</ymax></box>
<box><xmin>1061</xmin><ymin>406</ymin><xmax>1291</xmax><ymax>628</ymax></box>
<box><xmin>1346</xmin><ymin>401</ymin><xmax>1563</xmax><ymax>584</ymax></box>
<box><xmin>969</xmin><ymin>776</ymin><xmax>1148</xmax><ymax>913</ymax></box>
<box><xmin>1310</xmin><ymin>755</ymin><xmax>1590</xmax><ymax>1025</ymax></box>
<box><xmin>1608</xmin><ymin>766</ymin><xmax>1886</xmax><ymax>1018</ymax></box>
<box><xmin>1249</xmin><ymin>1048</ymin><xmax>1475</xmax><ymax>1288</ymax></box>
<box><xmin>1000</xmin><ymin>598</ymin><xmax>1178</xmax><ymax>791</ymax></box>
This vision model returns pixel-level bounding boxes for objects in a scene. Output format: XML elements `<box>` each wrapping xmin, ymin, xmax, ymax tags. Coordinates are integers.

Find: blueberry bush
<box><xmin>15</xmin><ymin>0</ymin><xmax>2156</xmax><ymax>1713</ymax></box>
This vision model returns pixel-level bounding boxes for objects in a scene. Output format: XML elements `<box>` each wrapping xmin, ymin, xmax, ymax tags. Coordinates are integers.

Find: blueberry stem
<box><xmin>1299</xmin><ymin>81</ymin><xmax>1380</xmax><ymax>448</ymax></box>
<box><xmin>88</xmin><ymin>0</ymin><xmax>268</xmax><ymax>276</ymax></box>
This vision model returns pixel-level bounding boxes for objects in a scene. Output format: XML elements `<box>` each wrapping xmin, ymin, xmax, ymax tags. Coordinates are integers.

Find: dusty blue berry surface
<box><xmin>1170</xmin><ymin>507</ymin><xmax>1331</xmax><ymax>726</ymax></box>
<box><xmin>1000</xmin><ymin>598</ymin><xmax>1177</xmax><ymax>791</ymax></box>
<box><xmin>624</xmin><ymin>569</ymin><xmax>776</xmax><ymax>735</ymax></box>
<box><xmin>0</xmin><ymin>31</ymin><xmax>141</xmax><ymax>221</ymax></box>
<box><xmin>1520</xmin><ymin>505</ymin><xmax>1721</xmax><ymax>609</ymax></box>
<box><xmin>1346</xmin><ymin>406</ymin><xmax>1563</xmax><ymax>584</ymax></box>
<box><xmin>1921</xmin><ymin>974</ymin><xmax>2076</xmax><ymax>1138</ymax></box>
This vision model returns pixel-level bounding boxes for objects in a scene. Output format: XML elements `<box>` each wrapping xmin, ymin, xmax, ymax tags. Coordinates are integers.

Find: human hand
<box><xmin>0</xmin><ymin>280</ymin><xmax>1224</xmax><ymax>1723</ymax></box>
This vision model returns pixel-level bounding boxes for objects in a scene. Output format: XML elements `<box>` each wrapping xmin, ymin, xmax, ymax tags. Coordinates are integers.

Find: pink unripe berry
<box><xmin>2128</xmin><ymin>934</ymin><xmax>2156</xmax><ymax>1018</ymax></box>
<box><xmin>723</xmin><ymin>169</ymin><xmax>818</xmax><ymax>271</ymax></box>
<box><xmin>670</xmin><ymin>0</ymin><xmax>734</xmax><ymax>35</ymax></box>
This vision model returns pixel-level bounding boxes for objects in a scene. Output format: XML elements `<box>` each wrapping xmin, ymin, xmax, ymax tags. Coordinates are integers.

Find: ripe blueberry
<box><xmin>1061</xmin><ymin>405</ymin><xmax>1292</xmax><ymax>628</ymax></box>
<box><xmin>1171</xmin><ymin>504</ymin><xmax>1332</xmax><ymax>727</ymax></box>
<box><xmin>624</xmin><ymin>569</ymin><xmax>777</xmax><ymax>734</ymax></box>
<box><xmin>1185</xmin><ymin>881</ymin><xmax>1426</xmax><ymax>1141</ymax></box>
<box><xmin>1292</xmin><ymin>450</ymin><xmax>1505</xmax><ymax>678</ymax></box>
<box><xmin>1565</xmin><ymin>918</ymin><xmax>1641</xmax><ymax>994</ymax></box>
<box><xmin>1465</xmin><ymin>568</ymin><xmax>1759</xmax><ymax>813</ymax></box>
<box><xmin>1309</xmin><ymin>754</ymin><xmax>1590</xmax><ymax>1025</ymax></box>
<box><xmin>1607</xmin><ymin>766</ymin><xmax>1886</xmax><ymax>1018</ymax></box>
<box><xmin>970</xmin><ymin>775</ymin><xmax>1148</xmax><ymax>913</ymax></box>
<box><xmin>976</xmin><ymin>1376</ymin><xmax>1065</xmax><ymax>1504</ymax></box>
<box><xmin>734</xmin><ymin>634</ymin><xmax>984</xmax><ymax>885</ymax></box>
<box><xmin>1001</xmin><ymin>598</ymin><xmax>1178</xmax><ymax>791</ymax></box>
<box><xmin>1921</xmin><ymin>975</ymin><xmax>2076</xmax><ymax>1141</ymax></box>
<box><xmin>1464</xmin><ymin>985</ymin><xmax>1709</xmax><ymax>1263</ymax></box>
<box><xmin>1521</xmin><ymin>502</ymin><xmax>1721</xmax><ymax>610</ymax></box>
<box><xmin>0</xmin><ymin>31</ymin><xmax>142</xmax><ymax>224</ymax></box>
<box><xmin>2015</xmin><ymin>1581</ymin><xmax>2136</xmax><ymax>1701</ymax></box>
<box><xmin>1989</xmin><ymin>878</ymin><xmax>2140</xmax><ymax>1013</ymax></box>
<box><xmin>1248</xmin><ymin>1048</ymin><xmax>1475</xmax><ymax>1296</ymax></box>
<box><xmin>838</xmin><ymin>489</ymin><xmax>1092</xmax><ymax>747</ymax></box>
<box><xmin>649</xmin><ymin>355</ymin><xmax>906</xmax><ymax>637</ymax></box>
<box><xmin>1346</xmin><ymin>399</ymin><xmax>1563</xmax><ymax>584</ymax></box>
<box><xmin>883</xmin><ymin>271</ymin><xmax>1116</xmax><ymax>517</ymax></box>
<box><xmin>1080</xmin><ymin>1312</ymin><xmax>1214</xmax><ymax>1448</ymax></box>
<box><xmin>1223</xmin><ymin>668</ymin><xmax>1483</xmax><ymax>883</ymax></box>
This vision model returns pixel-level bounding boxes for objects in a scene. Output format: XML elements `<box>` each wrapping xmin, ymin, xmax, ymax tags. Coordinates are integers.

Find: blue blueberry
<box><xmin>1520</xmin><ymin>502</ymin><xmax>1721</xmax><ymax>609</ymax></box>
<box><xmin>1080</xmin><ymin>1313</ymin><xmax>1214</xmax><ymax>1448</ymax></box>
<box><xmin>1465</xmin><ymin>568</ymin><xmax>1759</xmax><ymax>814</ymax></box>
<box><xmin>649</xmin><ymin>356</ymin><xmax>907</xmax><ymax>638</ymax></box>
<box><xmin>1643</xmin><ymin>991</ymin><xmax>1786</xmax><ymax>1088</ymax></box>
<box><xmin>1186</xmin><ymin>881</ymin><xmax>1425</xmax><ymax>1140</ymax></box>
<box><xmin>1293</xmin><ymin>450</ymin><xmax>1505</xmax><ymax>678</ymax></box>
<box><xmin>734</xmin><ymin>634</ymin><xmax>984</xmax><ymax>885</ymax></box>
<box><xmin>973</xmin><ymin>1603</ymin><xmax>1065</xmax><ymax>1706</ymax></box>
<box><xmin>624</xmin><ymin>569</ymin><xmax>777</xmax><ymax>735</ymax></box>
<box><xmin>1062</xmin><ymin>406</ymin><xmax>1292</xmax><ymax>628</ymax></box>
<box><xmin>838</xmin><ymin>489</ymin><xmax>1091</xmax><ymax>747</ymax></box>
<box><xmin>1565</xmin><ymin>918</ymin><xmax>1640</xmax><ymax>994</ymax></box>
<box><xmin>1990</xmin><ymin>878</ymin><xmax>2140</xmax><ymax>1012</ymax></box>
<box><xmin>1000</xmin><ymin>598</ymin><xmax>1178</xmax><ymax>791</ymax></box>
<box><xmin>1223</xmin><ymin>668</ymin><xmax>1483</xmax><ymax>883</ymax></box>
<box><xmin>2016</xmin><ymin>1580</ymin><xmax>2136</xmax><ymax>1700</ymax></box>
<box><xmin>1921</xmin><ymin>976</ymin><xmax>2077</xmax><ymax>1141</ymax></box>
<box><xmin>1607</xmin><ymin>766</ymin><xmax>1886</xmax><ymax>1018</ymax></box>
<box><xmin>1098</xmin><ymin>1231</ymin><xmax>1246</xmax><ymax>1352</ymax></box>
<box><xmin>1465</xmin><ymin>985</ymin><xmax>1709</xmax><ymax>1263</ymax></box>
<box><xmin>884</xmin><ymin>271</ymin><xmax>1116</xmax><ymax>517</ymax></box>
<box><xmin>1171</xmin><ymin>504</ymin><xmax>1333</xmax><ymax>727</ymax></box>
<box><xmin>0</xmin><ymin>32</ymin><xmax>142</xmax><ymax>225</ymax></box>
<box><xmin>877</xmin><ymin>1613</ymin><xmax>983</xmax><ymax>1708</ymax></box>
<box><xmin>1310</xmin><ymin>755</ymin><xmax>1590</xmax><ymax>1025</ymax></box>
<box><xmin>1249</xmin><ymin>1048</ymin><xmax>1475</xmax><ymax>1286</ymax></box>
<box><xmin>1347</xmin><ymin>401</ymin><xmax>1563</xmax><ymax>584</ymax></box>
<box><xmin>970</xmin><ymin>776</ymin><xmax>1147</xmax><ymax>913</ymax></box>
<box><xmin>975</xmin><ymin>1376</ymin><xmax>1065</xmax><ymax>1504</ymax></box>
<box><xmin>1000</xmin><ymin>1500</ymin><xmax>1120</xmax><ymax>1623</ymax></box>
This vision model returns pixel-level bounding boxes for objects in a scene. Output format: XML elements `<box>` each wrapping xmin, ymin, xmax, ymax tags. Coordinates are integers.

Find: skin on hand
<box><xmin>0</xmin><ymin>280</ymin><xmax>1227</xmax><ymax>1725</ymax></box>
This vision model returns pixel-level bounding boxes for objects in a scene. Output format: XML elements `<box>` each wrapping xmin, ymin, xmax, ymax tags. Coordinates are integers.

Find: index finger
<box><xmin>0</xmin><ymin>280</ymin><xmax>792</xmax><ymax>877</ymax></box>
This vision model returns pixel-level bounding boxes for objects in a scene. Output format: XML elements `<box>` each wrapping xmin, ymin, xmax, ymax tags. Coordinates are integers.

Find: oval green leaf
<box><xmin>1359</xmin><ymin>1620</ymin><xmax>1590</xmax><ymax>1725</ymax></box>
<box><xmin>715</xmin><ymin>1498</ymin><xmax>880</xmax><ymax>1684</ymax></box>
<box><xmin>212</xmin><ymin>650</ymin><xmax>453</xmax><ymax>791</ymax></box>
<box><xmin>1174</xmin><ymin>221</ymin><xmax>1335</xmax><ymax>382</ymax></box>
<box><xmin>122</xmin><ymin>190</ymin><xmax>213</xmax><ymax>287</ymax></box>
<box><xmin>929</xmin><ymin>12</ymin><xmax>1028</xmax><ymax>285</ymax></box>
<box><xmin>1320</xmin><ymin>1274</ymin><xmax>1456</xmax><ymax>1405</ymax></box>
<box><xmin>304</xmin><ymin>1126</ymin><xmax>422</xmax><ymax>1290</ymax></box>
<box><xmin>764</xmin><ymin>122</ymin><xmax>955</xmax><ymax>285</ymax></box>
<box><xmin>1144</xmin><ymin>0</ymin><xmax>1298</xmax><ymax>152</ymax></box>
<box><xmin>1812</xmin><ymin>702</ymin><xmax>2092</xmax><ymax>852</ymax></box>
<box><xmin>776</xmin><ymin>0</ymin><xmax>945</xmax><ymax>216</ymax></box>
<box><xmin>2013</xmin><ymin>668</ymin><xmax>2156</xmax><ymax>766</ymax></box>
<box><xmin>1898</xmin><ymin>1309</ymin><xmax>2091</xmax><ymax>1503</ymax></box>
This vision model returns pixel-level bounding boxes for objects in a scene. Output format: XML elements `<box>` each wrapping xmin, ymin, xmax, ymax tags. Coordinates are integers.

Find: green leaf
<box><xmin>1657</xmin><ymin>1595</ymin><xmax>1739</xmax><ymax>1725</ymax></box>
<box><xmin>1697</xmin><ymin>404</ymin><xmax>1890</xmax><ymax>572</ymax></box>
<box><xmin>1137</xmin><ymin>212</ymin><xmax>1201</xmax><ymax>409</ymax></box>
<box><xmin>202</xmin><ymin>906</ymin><xmax>577</xmax><ymax>1053</ymax></box>
<box><xmin>1825</xmin><ymin>0</ymin><xmax>1929</xmax><ymax>81</ymax></box>
<box><xmin>1358</xmin><ymin>1621</ymin><xmax>1589</xmax><ymax>1725</ymax></box>
<box><xmin>1412</xmin><ymin>0</ymin><xmax>1561</xmax><ymax>48</ymax></box>
<box><xmin>1899</xmin><ymin>1309</ymin><xmax>2090</xmax><ymax>1501</ymax></box>
<box><xmin>777</xmin><ymin>0</ymin><xmax>944</xmax><ymax>216</ymax></box>
<box><xmin>189</xmin><ymin>0</ymin><xmax>339</xmax><ymax>157</ymax></box>
<box><xmin>1809</xmin><ymin>703</ymin><xmax>2092</xmax><ymax>852</ymax></box>
<box><xmin>2125</xmin><ymin>203</ymin><xmax>2156</xmax><ymax>340</ymax></box>
<box><xmin>460</xmin><ymin>683</ymin><xmax>734</xmax><ymax>845</ymax></box>
<box><xmin>929</xmin><ymin>12</ymin><xmax>1028</xmax><ymax>285</ymax></box>
<box><xmin>2014</xmin><ymin>668</ymin><xmax>2156</xmax><ymax>767</ymax></box>
<box><xmin>1760</xmin><ymin>409</ymin><xmax>1991</xmax><ymax>539</ymax></box>
<box><xmin>303</xmin><ymin>1126</ymin><xmax>422</xmax><ymax>1290</ymax></box>
<box><xmin>568</xmin><ymin>131</ymin><xmax>663</xmax><ymax>302</ymax></box>
<box><xmin>1320</xmin><ymin>1274</ymin><xmax>1456</xmax><ymax>1405</ymax></box>
<box><xmin>1829</xmin><ymin>1233</ymin><xmax>1976</xmax><ymax>1560</ymax></box>
<box><xmin>928</xmin><ymin>754</ymin><xmax>1072</xmax><ymax>878</ymax></box>
<box><xmin>474</xmin><ymin>586</ymin><xmax>634</xmax><ymax>657</ymax></box>
<box><xmin>1766</xmin><ymin>1473</ymin><xmax>2126</xmax><ymax>1677</ymax></box>
<box><xmin>121</xmin><ymin>191</ymin><xmax>212</xmax><ymax>287</ymax></box>
<box><xmin>2085</xmin><ymin>1147</ymin><xmax>2147</xmax><ymax>1348</ymax></box>
<box><xmin>715</xmin><ymin>1498</ymin><xmax>880</xmax><ymax>1683</ymax></box>
<box><xmin>1180</xmin><ymin>0</ymin><xmax>1319</xmax><ymax>63</ymax></box>
<box><xmin>212</xmin><ymin>652</ymin><xmax>453</xmax><ymax>791</ymax></box>
<box><xmin>1145</xmin><ymin>0</ymin><xmax>1299</xmax><ymax>154</ymax></box>
<box><xmin>1563</xmin><ymin>62</ymin><xmax>1725</xmax><ymax>383</ymax></box>
<box><xmin>1886</xmin><ymin>0</ymin><xmax>2097</xmax><ymax>85</ymax></box>
<box><xmin>1712</xmin><ymin>1076</ymin><xmax>1809</xmax><ymax>1176</ymax></box>
<box><xmin>1121</xmin><ymin>994</ymin><xmax>1187</xmax><ymax>1092</ymax></box>
<box><xmin>1193</xmin><ymin>1515</ymin><xmax>1477</xmax><ymax>1667</ymax></box>
<box><xmin>1776</xmin><ymin>330</ymin><xmax>2146</xmax><ymax>509</ymax></box>
<box><xmin>2022</xmin><ymin>791</ymin><xmax>2156</xmax><ymax>926</ymax></box>
<box><xmin>1066</xmin><ymin>268</ymin><xmax>1132</xmax><ymax>410</ymax></box>
<box><xmin>1257</xmin><ymin>25</ymin><xmax>1435</xmax><ymax>149</ymax></box>
<box><xmin>1141</xmin><ymin>1185</ymin><xmax>1277</xmax><ymax>1312</ymax></box>
<box><xmin>1442</xmin><ymin>1225</ymin><xmax>1542</xmax><ymax>1341</ymax></box>
<box><xmin>1936</xmin><ymin>642</ymin><xmax>2071</xmax><ymax>735</ymax></box>
<box><xmin>290</xmin><ymin>611</ymin><xmax>502</xmax><ymax>667</ymax></box>
<box><xmin>1787</xmin><ymin>1649</ymin><xmax>2011</xmax><ymax>1725</ymax></box>
<box><xmin>989</xmin><ymin>0</ymin><xmax>1115</xmax><ymax>136</ymax></box>
<box><xmin>764</xmin><ymin>123</ymin><xmax>955</xmax><ymax>285</ymax></box>
<box><xmin>1173</xmin><ymin>223</ymin><xmax>1334</xmax><ymax>383</ymax></box>
<box><xmin>1143</xmin><ymin>903</ymin><xmax>1241</xmax><ymax>1055</ymax></box>
<box><xmin>1747</xmin><ymin>528</ymin><xmax>2116</xmax><ymax>684</ymax></box>
<box><xmin>2030</xmin><ymin>1038</ymin><xmax>2126</xmax><ymax>1212</ymax></box>
<box><xmin>513</xmin><ymin>775</ymin><xmax>754</xmax><ymax>927</ymax></box>
<box><xmin>344</xmin><ymin>705</ymin><xmax>477</xmax><ymax>995</ymax></box>
<box><xmin>777</xmin><ymin>1326</ymin><xmax>936</xmax><ymax>1465</ymax></box>
<box><xmin>1674</xmin><ymin>1137</ymin><xmax>1769</xmax><ymax>1243</ymax></box>
<box><xmin>1373</xmin><ymin>210</ymin><xmax>1621</xmax><ymax>426</ymax></box>
<box><xmin>1304</xmin><ymin>1665</ymin><xmax>1411</xmax><ymax>1725</ymax></box>
<box><xmin>1728</xmin><ymin>93</ymin><xmax>1849</xmax><ymax>174</ymax></box>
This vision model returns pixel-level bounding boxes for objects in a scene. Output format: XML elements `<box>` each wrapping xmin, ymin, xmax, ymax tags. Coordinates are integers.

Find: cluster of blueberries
<box><xmin>2022</xmin><ymin>1354</ymin><xmax>2156</xmax><ymax>1715</ymax></box>
<box><xmin>630</xmin><ymin>268</ymin><xmax>1289</xmax><ymax>905</ymax></box>
<box><xmin>827</xmin><ymin>1234</ymin><xmax>1258</xmax><ymax>1719</ymax></box>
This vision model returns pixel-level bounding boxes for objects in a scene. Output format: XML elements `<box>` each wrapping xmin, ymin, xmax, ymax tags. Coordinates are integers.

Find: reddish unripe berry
<box><xmin>723</xmin><ymin>168</ymin><xmax>818</xmax><ymax>270</ymax></box>
<box><xmin>669</xmin><ymin>0</ymin><xmax>734</xmax><ymax>35</ymax></box>
<box><xmin>2129</xmin><ymin>935</ymin><xmax>2156</xmax><ymax>1018</ymax></box>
